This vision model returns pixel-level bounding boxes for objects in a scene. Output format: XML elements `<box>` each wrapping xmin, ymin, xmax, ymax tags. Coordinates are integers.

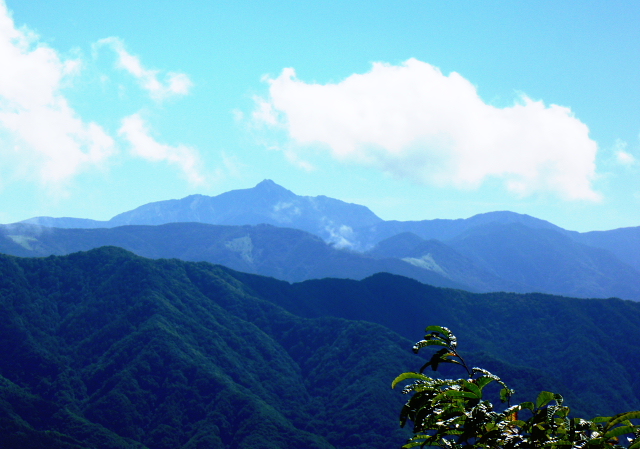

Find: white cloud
<box><xmin>254</xmin><ymin>59</ymin><xmax>601</xmax><ymax>201</ymax></box>
<box><xmin>613</xmin><ymin>139</ymin><xmax>635</xmax><ymax>165</ymax></box>
<box><xmin>0</xmin><ymin>1</ymin><xmax>115</xmax><ymax>184</ymax></box>
<box><xmin>96</xmin><ymin>37</ymin><xmax>192</xmax><ymax>101</ymax></box>
<box><xmin>251</xmin><ymin>96</ymin><xmax>278</xmax><ymax>126</ymax></box>
<box><xmin>324</xmin><ymin>223</ymin><xmax>356</xmax><ymax>249</ymax></box>
<box><xmin>119</xmin><ymin>113</ymin><xmax>205</xmax><ymax>185</ymax></box>
<box><xmin>0</xmin><ymin>1</ymin><xmax>205</xmax><ymax>192</ymax></box>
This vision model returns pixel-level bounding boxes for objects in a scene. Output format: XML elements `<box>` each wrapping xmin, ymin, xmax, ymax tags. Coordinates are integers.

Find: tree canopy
<box><xmin>393</xmin><ymin>326</ymin><xmax>640</xmax><ymax>448</ymax></box>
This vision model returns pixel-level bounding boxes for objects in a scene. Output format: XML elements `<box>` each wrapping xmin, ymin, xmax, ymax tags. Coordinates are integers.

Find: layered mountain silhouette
<box><xmin>12</xmin><ymin>180</ymin><xmax>640</xmax><ymax>300</ymax></box>
<box><xmin>366</xmin><ymin>223</ymin><xmax>640</xmax><ymax>300</ymax></box>
<box><xmin>1</xmin><ymin>248</ymin><xmax>639</xmax><ymax>448</ymax></box>
<box><xmin>21</xmin><ymin>180</ymin><xmax>382</xmax><ymax>248</ymax></box>
<box><xmin>0</xmin><ymin>222</ymin><xmax>469</xmax><ymax>291</ymax></box>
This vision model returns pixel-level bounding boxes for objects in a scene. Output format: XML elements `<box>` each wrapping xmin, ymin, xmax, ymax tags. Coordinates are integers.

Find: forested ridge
<box><xmin>1</xmin><ymin>247</ymin><xmax>639</xmax><ymax>448</ymax></box>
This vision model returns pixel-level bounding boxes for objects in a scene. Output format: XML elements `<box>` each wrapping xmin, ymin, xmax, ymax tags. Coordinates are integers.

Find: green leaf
<box><xmin>475</xmin><ymin>376</ymin><xmax>494</xmax><ymax>390</ymax></box>
<box><xmin>402</xmin><ymin>434</ymin><xmax>438</xmax><ymax>448</ymax></box>
<box><xmin>396</xmin><ymin>327</ymin><xmax>640</xmax><ymax>449</ymax></box>
<box><xmin>413</xmin><ymin>339</ymin><xmax>445</xmax><ymax>353</ymax></box>
<box><xmin>444</xmin><ymin>390</ymin><xmax>481</xmax><ymax>399</ymax></box>
<box><xmin>604</xmin><ymin>411</ymin><xmax>640</xmax><ymax>430</ymax></box>
<box><xmin>424</xmin><ymin>325</ymin><xmax>450</xmax><ymax>336</ymax></box>
<box><xmin>423</xmin><ymin>340</ymin><xmax>449</xmax><ymax>348</ymax></box>
<box><xmin>536</xmin><ymin>391</ymin><xmax>556</xmax><ymax>408</ymax></box>
<box><xmin>420</xmin><ymin>348</ymin><xmax>450</xmax><ymax>372</ymax></box>
<box><xmin>391</xmin><ymin>372</ymin><xmax>432</xmax><ymax>389</ymax></box>
<box><xmin>461</xmin><ymin>379</ymin><xmax>482</xmax><ymax>398</ymax></box>
<box><xmin>500</xmin><ymin>387</ymin><xmax>514</xmax><ymax>403</ymax></box>
<box><xmin>542</xmin><ymin>440</ymin><xmax>573</xmax><ymax>446</ymax></box>
<box><xmin>604</xmin><ymin>424</ymin><xmax>638</xmax><ymax>439</ymax></box>
<box><xmin>553</xmin><ymin>392</ymin><xmax>564</xmax><ymax>406</ymax></box>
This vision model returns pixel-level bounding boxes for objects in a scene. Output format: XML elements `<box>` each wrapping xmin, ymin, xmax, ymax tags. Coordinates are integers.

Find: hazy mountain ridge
<box><xmin>574</xmin><ymin>226</ymin><xmax>640</xmax><ymax>271</ymax></box>
<box><xmin>1</xmin><ymin>248</ymin><xmax>639</xmax><ymax>447</ymax></box>
<box><xmin>0</xmin><ymin>222</ymin><xmax>469</xmax><ymax>291</ymax></box>
<box><xmin>352</xmin><ymin>210</ymin><xmax>570</xmax><ymax>248</ymax></box>
<box><xmin>13</xmin><ymin>179</ymin><xmax>640</xmax><ymax>300</ymax></box>
<box><xmin>446</xmin><ymin>222</ymin><xmax>640</xmax><ymax>299</ymax></box>
<box><xmin>366</xmin><ymin>223</ymin><xmax>640</xmax><ymax>300</ymax></box>
<box><xmin>366</xmin><ymin>232</ymin><xmax>525</xmax><ymax>293</ymax></box>
<box><xmin>21</xmin><ymin>180</ymin><xmax>383</xmax><ymax>248</ymax></box>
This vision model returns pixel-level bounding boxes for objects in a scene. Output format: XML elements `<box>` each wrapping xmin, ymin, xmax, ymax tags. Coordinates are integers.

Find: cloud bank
<box><xmin>95</xmin><ymin>37</ymin><xmax>192</xmax><ymax>101</ymax></box>
<box><xmin>119</xmin><ymin>114</ymin><xmax>205</xmax><ymax>185</ymax></box>
<box><xmin>254</xmin><ymin>59</ymin><xmax>600</xmax><ymax>201</ymax></box>
<box><xmin>0</xmin><ymin>1</ymin><xmax>202</xmax><ymax>188</ymax></box>
<box><xmin>0</xmin><ymin>1</ymin><xmax>115</xmax><ymax>184</ymax></box>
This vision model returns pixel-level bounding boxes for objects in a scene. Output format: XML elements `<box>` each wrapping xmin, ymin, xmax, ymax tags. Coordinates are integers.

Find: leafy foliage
<box><xmin>393</xmin><ymin>326</ymin><xmax>640</xmax><ymax>448</ymax></box>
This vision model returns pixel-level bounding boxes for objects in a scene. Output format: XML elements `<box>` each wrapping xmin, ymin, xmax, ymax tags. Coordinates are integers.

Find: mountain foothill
<box><xmin>1</xmin><ymin>180</ymin><xmax>640</xmax><ymax>448</ymax></box>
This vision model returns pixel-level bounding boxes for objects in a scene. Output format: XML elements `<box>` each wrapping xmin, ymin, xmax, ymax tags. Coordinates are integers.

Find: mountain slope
<box><xmin>21</xmin><ymin>180</ymin><xmax>382</xmax><ymax>248</ymax></box>
<box><xmin>354</xmin><ymin>210</ymin><xmax>569</xmax><ymax>248</ymax></box>
<box><xmin>367</xmin><ymin>232</ymin><xmax>526</xmax><ymax>293</ymax></box>
<box><xmin>0</xmin><ymin>247</ymin><xmax>417</xmax><ymax>448</ymax></box>
<box><xmin>0</xmin><ymin>222</ymin><xmax>469</xmax><ymax>290</ymax></box>
<box><xmin>14</xmin><ymin>180</ymin><xmax>640</xmax><ymax>300</ymax></box>
<box><xmin>2</xmin><ymin>248</ymin><xmax>640</xmax><ymax>448</ymax></box>
<box><xmin>7</xmin><ymin>218</ymin><xmax>640</xmax><ymax>300</ymax></box>
<box><xmin>447</xmin><ymin>222</ymin><xmax>640</xmax><ymax>299</ymax></box>
<box><xmin>236</xmin><ymin>271</ymin><xmax>640</xmax><ymax>417</ymax></box>
<box><xmin>575</xmin><ymin>226</ymin><xmax>640</xmax><ymax>272</ymax></box>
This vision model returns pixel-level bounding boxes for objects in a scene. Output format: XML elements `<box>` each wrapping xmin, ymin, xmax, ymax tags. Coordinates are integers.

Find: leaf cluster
<box><xmin>393</xmin><ymin>326</ymin><xmax>640</xmax><ymax>448</ymax></box>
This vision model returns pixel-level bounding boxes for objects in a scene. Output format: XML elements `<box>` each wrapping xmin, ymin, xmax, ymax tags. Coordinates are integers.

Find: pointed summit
<box><xmin>256</xmin><ymin>179</ymin><xmax>277</xmax><ymax>188</ymax></box>
<box><xmin>253</xmin><ymin>179</ymin><xmax>292</xmax><ymax>195</ymax></box>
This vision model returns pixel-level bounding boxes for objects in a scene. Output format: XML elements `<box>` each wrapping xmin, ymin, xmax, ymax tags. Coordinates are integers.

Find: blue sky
<box><xmin>1</xmin><ymin>0</ymin><xmax>639</xmax><ymax>232</ymax></box>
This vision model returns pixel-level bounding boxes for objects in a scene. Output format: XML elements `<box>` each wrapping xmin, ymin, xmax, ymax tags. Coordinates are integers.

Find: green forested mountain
<box><xmin>235</xmin><ymin>271</ymin><xmax>640</xmax><ymax>416</ymax></box>
<box><xmin>1</xmin><ymin>248</ymin><xmax>639</xmax><ymax>448</ymax></box>
<box><xmin>0</xmin><ymin>247</ymin><xmax>418</xmax><ymax>448</ymax></box>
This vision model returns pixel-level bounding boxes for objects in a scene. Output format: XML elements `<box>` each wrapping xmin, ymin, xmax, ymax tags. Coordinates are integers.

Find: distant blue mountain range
<box><xmin>9</xmin><ymin>179</ymin><xmax>640</xmax><ymax>300</ymax></box>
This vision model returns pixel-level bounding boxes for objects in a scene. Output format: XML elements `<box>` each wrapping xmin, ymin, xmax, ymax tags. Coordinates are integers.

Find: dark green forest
<box><xmin>1</xmin><ymin>247</ymin><xmax>640</xmax><ymax>448</ymax></box>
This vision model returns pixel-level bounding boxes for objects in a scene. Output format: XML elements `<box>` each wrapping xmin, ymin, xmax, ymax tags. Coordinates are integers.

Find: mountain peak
<box><xmin>255</xmin><ymin>179</ymin><xmax>282</xmax><ymax>190</ymax></box>
<box><xmin>256</xmin><ymin>179</ymin><xmax>276</xmax><ymax>186</ymax></box>
<box><xmin>466</xmin><ymin>211</ymin><xmax>565</xmax><ymax>233</ymax></box>
<box><xmin>248</xmin><ymin>179</ymin><xmax>297</xmax><ymax>200</ymax></box>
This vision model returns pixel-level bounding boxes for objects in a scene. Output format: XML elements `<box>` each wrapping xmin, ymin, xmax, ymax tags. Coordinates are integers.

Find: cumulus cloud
<box><xmin>0</xmin><ymin>1</ymin><xmax>206</xmax><ymax>191</ymax></box>
<box><xmin>254</xmin><ymin>59</ymin><xmax>601</xmax><ymax>201</ymax></box>
<box><xmin>96</xmin><ymin>37</ymin><xmax>192</xmax><ymax>101</ymax></box>
<box><xmin>119</xmin><ymin>113</ymin><xmax>205</xmax><ymax>185</ymax></box>
<box><xmin>0</xmin><ymin>1</ymin><xmax>115</xmax><ymax>184</ymax></box>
